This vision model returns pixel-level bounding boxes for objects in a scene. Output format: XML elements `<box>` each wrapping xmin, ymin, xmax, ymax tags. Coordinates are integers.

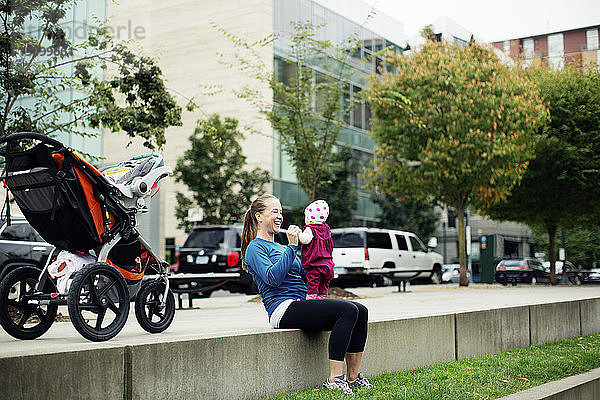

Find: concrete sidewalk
<box><xmin>1</xmin><ymin>283</ymin><xmax>599</xmax><ymax>358</ymax></box>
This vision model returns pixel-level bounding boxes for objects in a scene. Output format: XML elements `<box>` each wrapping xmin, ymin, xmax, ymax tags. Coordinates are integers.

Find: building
<box><xmin>101</xmin><ymin>0</ymin><xmax>408</xmax><ymax>251</ymax></box>
<box><xmin>492</xmin><ymin>25</ymin><xmax>600</xmax><ymax>69</ymax></box>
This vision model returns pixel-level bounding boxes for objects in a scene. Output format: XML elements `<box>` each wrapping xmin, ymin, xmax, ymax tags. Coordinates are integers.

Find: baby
<box><xmin>298</xmin><ymin>199</ymin><xmax>335</xmax><ymax>299</ymax></box>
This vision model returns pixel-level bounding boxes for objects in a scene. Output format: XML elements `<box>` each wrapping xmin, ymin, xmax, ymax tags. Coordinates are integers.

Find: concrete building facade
<box><xmin>102</xmin><ymin>0</ymin><xmax>406</xmax><ymax>250</ymax></box>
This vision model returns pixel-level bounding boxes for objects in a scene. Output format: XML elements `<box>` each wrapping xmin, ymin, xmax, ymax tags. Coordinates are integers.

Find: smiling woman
<box><xmin>240</xmin><ymin>194</ymin><xmax>373</xmax><ymax>395</ymax></box>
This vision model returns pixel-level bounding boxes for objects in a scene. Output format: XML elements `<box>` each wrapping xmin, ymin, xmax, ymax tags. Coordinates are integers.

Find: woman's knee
<box><xmin>351</xmin><ymin>301</ymin><xmax>368</xmax><ymax>321</ymax></box>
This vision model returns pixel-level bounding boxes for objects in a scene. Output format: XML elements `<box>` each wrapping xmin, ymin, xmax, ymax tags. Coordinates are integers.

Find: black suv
<box><xmin>174</xmin><ymin>225</ymin><xmax>257</xmax><ymax>297</ymax></box>
<box><xmin>0</xmin><ymin>216</ymin><xmax>54</xmax><ymax>282</ymax></box>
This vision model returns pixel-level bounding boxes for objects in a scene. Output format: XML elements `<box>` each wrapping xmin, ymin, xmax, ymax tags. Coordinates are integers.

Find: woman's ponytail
<box><xmin>240</xmin><ymin>194</ymin><xmax>277</xmax><ymax>272</ymax></box>
<box><xmin>241</xmin><ymin>209</ymin><xmax>257</xmax><ymax>272</ymax></box>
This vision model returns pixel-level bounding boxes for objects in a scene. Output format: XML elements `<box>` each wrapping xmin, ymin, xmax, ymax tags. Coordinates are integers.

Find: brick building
<box><xmin>492</xmin><ymin>25</ymin><xmax>600</xmax><ymax>69</ymax></box>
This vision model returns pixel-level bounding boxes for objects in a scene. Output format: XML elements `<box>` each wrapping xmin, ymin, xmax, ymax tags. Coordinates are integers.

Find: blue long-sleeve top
<box><xmin>244</xmin><ymin>238</ymin><xmax>307</xmax><ymax>318</ymax></box>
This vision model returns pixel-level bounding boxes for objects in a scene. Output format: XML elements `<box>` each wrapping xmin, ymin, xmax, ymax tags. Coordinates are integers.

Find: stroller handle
<box><xmin>0</xmin><ymin>132</ymin><xmax>64</xmax><ymax>149</ymax></box>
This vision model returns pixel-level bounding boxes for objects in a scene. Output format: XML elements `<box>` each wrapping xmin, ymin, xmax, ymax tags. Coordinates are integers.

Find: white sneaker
<box><xmin>323</xmin><ymin>375</ymin><xmax>353</xmax><ymax>395</ymax></box>
<box><xmin>347</xmin><ymin>372</ymin><xmax>373</xmax><ymax>388</ymax></box>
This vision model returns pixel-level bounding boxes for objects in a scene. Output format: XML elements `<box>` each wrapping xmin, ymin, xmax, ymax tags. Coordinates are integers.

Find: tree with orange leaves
<box><xmin>365</xmin><ymin>41</ymin><xmax>548</xmax><ymax>286</ymax></box>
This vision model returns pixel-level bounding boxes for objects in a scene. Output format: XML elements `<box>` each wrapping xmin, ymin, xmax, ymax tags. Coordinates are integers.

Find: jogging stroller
<box><xmin>0</xmin><ymin>132</ymin><xmax>175</xmax><ymax>341</ymax></box>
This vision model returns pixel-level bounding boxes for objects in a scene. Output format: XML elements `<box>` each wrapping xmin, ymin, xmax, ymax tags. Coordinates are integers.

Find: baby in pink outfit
<box><xmin>298</xmin><ymin>200</ymin><xmax>335</xmax><ymax>300</ymax></box>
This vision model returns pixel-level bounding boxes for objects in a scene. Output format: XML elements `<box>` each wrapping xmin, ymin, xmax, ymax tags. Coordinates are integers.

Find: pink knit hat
<box><xmin>304</xmin><ymin>199</ymin><xmax>329</xmax><ymax>224</ymax></box>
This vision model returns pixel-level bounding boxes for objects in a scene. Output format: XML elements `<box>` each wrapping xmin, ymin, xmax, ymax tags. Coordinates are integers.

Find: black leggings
<box><xmin>279</xmin><ymin>299</ymin><xmax>368</xmax><ymax>361</ymax></box>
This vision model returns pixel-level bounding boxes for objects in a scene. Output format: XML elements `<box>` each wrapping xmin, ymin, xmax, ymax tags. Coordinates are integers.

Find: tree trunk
<box><xmin>546</xmin><ymin>222</ymin><xmax>558</xmax><ymax>285</ymax></box>
<box><xmin>456</xmin><ymin>206</ymin><xmax>469</xmax><ymax>287</ymax></box>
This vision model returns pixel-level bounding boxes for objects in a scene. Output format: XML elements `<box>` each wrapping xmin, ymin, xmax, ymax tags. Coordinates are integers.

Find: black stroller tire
<box><xmin>0</xmin><ymin>266</ymin><xmax>58</xmax><ymax>340</ymax></box>
<box><xmin>135</xmin><ymin>280</ymin><xmax>175</xmax><ymax>334</ymax></box>
<box><xmin>68</xmin><ymin>262</ymin><xmax>129</xmax><ymax>342</ymax></box>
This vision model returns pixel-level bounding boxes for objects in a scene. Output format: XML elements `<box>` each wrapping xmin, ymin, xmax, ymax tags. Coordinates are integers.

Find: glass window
<box><xmin>0</xmin><ymin>223</ymin><xmax>37</xmax><ymax>241</ymax></box>
<box><xmin>522</xmin><ymin>38</ymin><xmax>534</xmax><ymax>61</ymax></box>
<box><xmin>341</xmin><ymin>83</ymin><xmax>351</xmax><ymax>125</ymax></box>
<box><xmin>352</xmin><ymin>85</ymin><xmax>363</xmax><ymax>129</ymax></box>
<box><xmin>587</xmin><ymin>28</ymin><xmax>599</xmax><ymax>50</ymax></box>
<box><xmin>396</xmin><ymin>235</ymin><xmax>409</xmax><ymax>251</ymax></box>
<box><xmin>503</xmin><ymin>40</ymin><xmax>510</xmax><ymax>52</ymax></box>
<box><xmin>183</xmin><ymin>228</ymin><xmax>225</xmax><ymax>248</ymax></box>
<box><xmin>364</xmin><ymin>102</ymin><xmax>372</xmax><ymax>131</ymax></box>
<box><xmin>409</xmin><ymin>236</ymin><xmax>427</xmax><ymax>252</ymax></box>
<box><xmin>548</xmin><ymin>33</ymin><xmax>564</xmax><ymax>69</ymax></box>
<box><xmin>367</xmin><ymin>232</ymin><xmax>392</xmax><ymax>249</ymax></box>
<box><xmin>332</xmin><ymin>232</ymin><xmax>364</xmax><ymax>247</ymax></box>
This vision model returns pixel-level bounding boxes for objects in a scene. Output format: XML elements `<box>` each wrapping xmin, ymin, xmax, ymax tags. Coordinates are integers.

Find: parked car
<box><xmin>582</xmin><ymin>268</ymin><xmax>600</xmax><ymax>284</ymax></box>
<box><xmin>441</xmin><ymin>264</ymin><xmax>471</xmax><ymax>283</ymax></box>
<box><xmin>331</xmin><ymin>227</ymin><xmax>443</xmax><ymax>287</ymax></box>
<box><xmin>495</xmin><ymin>258</ymin><xmax>559</xmax><ymax>285</ymax></box>
<box><xmin>541</xmin><ymin>261</ymin><xmax>583</xmax><ymax>285</ymax></box>
<box><xmin>0</xmin><ymin>216</ymin><xmax>54</xmax><ymax>283</ymax></box>
<box><xmin>174</xmin><ymin>224</ymin><xmax>257</xmax><ymax>297</ymax></box>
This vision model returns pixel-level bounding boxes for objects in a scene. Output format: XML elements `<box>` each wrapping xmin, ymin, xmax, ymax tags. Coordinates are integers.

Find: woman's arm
<box><xmin>245</xmin><ymin>242</ymin><xmax>299</xmax><ymax>287</ymax></box>
<box><xmin>298</xmin><ymin>226</ymin><xmax>313</xmax><ymax>244</ymax></box>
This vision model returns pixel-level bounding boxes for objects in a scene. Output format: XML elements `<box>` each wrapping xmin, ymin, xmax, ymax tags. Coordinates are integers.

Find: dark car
<box><xmin>0</xmin><ymin>216</ymin><xmax>54</xmax><ymax>282</ymax></box>
<box><xmin>174</xmin><ymin>225</ymin><xmax>257</xmax><ymax>297</ymax></box>
<box><xmin>541</xmin><ymin>261</ymin><xmax>583</xmax><ymax>285</ymax></box>
<box><xmin>495</xmin><ymin>258</ymin><xmax>545</xmax><ymax>285</ymax></box>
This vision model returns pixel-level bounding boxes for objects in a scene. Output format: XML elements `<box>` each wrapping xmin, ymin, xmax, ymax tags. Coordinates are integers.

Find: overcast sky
<box><xmin>364</xmin><ymin>0</ymin><xmax>600</xmax><ymax>42</ymax></box>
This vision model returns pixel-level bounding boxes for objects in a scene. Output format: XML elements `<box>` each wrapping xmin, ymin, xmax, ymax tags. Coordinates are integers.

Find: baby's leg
<box><xmin>318</xmin><ymin>265</ymin><xmax>334</xmax><ymax>298</ymax></box>
<box><xmin>306</xmin><ymin>268</ymin><xmax>320</xmax><ymax>299</ymax></box>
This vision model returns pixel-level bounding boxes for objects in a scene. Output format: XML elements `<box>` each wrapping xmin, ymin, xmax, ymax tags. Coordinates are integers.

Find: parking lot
<box><xmin>1</xmin><ymin>283</ymin><xmax>599</xmax><ymax>358</ymax></box>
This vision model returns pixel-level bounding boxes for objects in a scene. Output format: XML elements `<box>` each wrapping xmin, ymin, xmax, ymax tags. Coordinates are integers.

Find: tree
<box><xmin>285</xmin><ymin>145</ymin><xmax>359</xmax><ymax>228</ymax></box>
<box><xmin>318</xmin><ymin>146</ymin><xmax>359</xmax><ymax>227</ymax></box>
<box><xmin>372</xmin><ymin>194</ymin><xmax>439</xmax><ymax>242</ymax></box>
<box><xmin>485</xmin><ymin>65</ymin><xmax>600</xmax><ymax>283</ymax></box>
<box><xmin>420</xmin><ymin>25</ymin><xmax>437</xmax><ymax>42</ymax></box>
<box><xmin>1</xmin><ymin>0</ymin><xmax>183</xmax><ymax>149</ymax></box>
<box><xmin>215</xmin><ymin>20</ymin><xmax>365</xmax><ymax>202</ymax></box>
<box><xmin>532</xmin><ymin>226</ymin><xmax>600</xmax><ymax>269</ymax></box>
<box><xmin>174</xmin><ymin>115</ymin><xmax>270</xmax><ymax>232</ymax></box>
<box><xmin>365</xmin><ymin>41</ymin><xmax>548</xmax><ymax>286</ymax></box>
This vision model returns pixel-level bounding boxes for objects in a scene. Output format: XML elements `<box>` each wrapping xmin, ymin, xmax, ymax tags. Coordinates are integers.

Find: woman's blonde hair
<box><xmin>240</xmin><ymin>194</ymin><xmax>278</xmax><ymax>272</ymax></box>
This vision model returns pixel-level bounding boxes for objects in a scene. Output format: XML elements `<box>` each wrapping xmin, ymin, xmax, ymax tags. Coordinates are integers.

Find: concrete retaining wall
<box><xmin>2</xmin><ymin>298</ymin><xmax>599</xmax><ymax>400</ymax></box>
<box><xmin>499</xmin><ymin>367</ymin><xmax>600</xmax><ymax>400</ymax></box>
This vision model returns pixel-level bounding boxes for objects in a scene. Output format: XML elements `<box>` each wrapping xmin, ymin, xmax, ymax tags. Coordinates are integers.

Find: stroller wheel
<box><xmin>0</xmin><ymin>266</ymin><xmax>58</xmax><ymax>340</ymax></box>
<box><xmin>135</xmin><ymin>280</ymin><xmax>175</xmax><ymax>334</ymax></box>
<box><xmin>67</xmin><ymin>262</ymin><xmax>129</xmax><ymax>342</ymax></box>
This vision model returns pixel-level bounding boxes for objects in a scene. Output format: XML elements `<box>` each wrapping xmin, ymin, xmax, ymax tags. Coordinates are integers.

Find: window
<box><xmin>522</xmin><ymin>38</ymin><xmax>534</xmax><ymax>61</ymax></box>
<box><xmin>548</xmin><ymin>33</ymin><xmax>564</xmax><ymax>70</ymax></box>
<box><xmin>503</xmin><ymin>40</ymin><xmax>510</xmax><ymax>52</ymax></box>
<box><xmin>447</xmin><ymin>209</ymin><xmax>457</xmax><ymax>228</ymax></box>
<box><xmin>367</xmin><ymin>232</ymin><xmax>392</xmax><ymax>249</ymax></box>
<box><xmin>0</xmin><ymin>223</ymin><xmax>37</xmax><ymax>242</ymax></box>
<box><xmin>342</xmin><ymin>83</ymin><xmax>351</xmax><ymax>125</ymax></box>
<box><xmin>409</xmin><ymin>236</ymin><xmax>427</xmax><ymax>252</ymax></box>
<box><xmin>587</xmin><ymin>28</ymin><xmax>599</xmax><ymax>50</ymax></box>
<box><xmin>395</xmin><ymin>235</ymin><xmax>409</xmax><ymax>251</ymax></box>
<box><xmin>352</xmin><ymin>85</ymin><xmax>363</xmax><ymax>129</ymax></box>
<box><xmin>332</xmin><ymin>232</ymin><xmax>364</xmax><ymax>248</ymax></box>
<box><xmin>183</xmin><ymin>229</ymin><xmax>225</xmax><ymax>248</ymax></box>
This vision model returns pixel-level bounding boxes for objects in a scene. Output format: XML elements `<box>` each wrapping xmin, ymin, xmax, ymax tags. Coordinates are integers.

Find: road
<box><xmin>1</xmin><ymin>283</ymin><xmax>599</xmax><ymax>358</ymax></box>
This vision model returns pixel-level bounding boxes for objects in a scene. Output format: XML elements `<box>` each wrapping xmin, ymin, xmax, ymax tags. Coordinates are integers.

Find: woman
<box><xmin>241</xmin><ymin>194</ymin><xmax>372</xmax><ymax>395</ymax></box>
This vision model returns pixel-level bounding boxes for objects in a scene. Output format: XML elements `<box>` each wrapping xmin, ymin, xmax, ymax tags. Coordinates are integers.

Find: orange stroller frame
<box><xmin>0</xmin><ymin>132</ymin><xmax>175</xmax><ymax>341</ymax></box>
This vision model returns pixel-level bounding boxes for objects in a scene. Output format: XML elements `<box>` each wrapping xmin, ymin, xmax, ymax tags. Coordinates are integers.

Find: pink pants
<box><xmin>306</xmin><ymin>265</ymin><xmax>334</xmax><ymax>295</ymax></box>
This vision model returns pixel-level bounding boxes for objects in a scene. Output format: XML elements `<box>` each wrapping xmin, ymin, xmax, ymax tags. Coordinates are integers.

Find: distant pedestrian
<box><xmin>298</xmin><ymin>199</ymin><xmax>334</xmax><ymax>299</ymax></box>
<box><xmin>241</xmin><ymin>194</ymin><xmax>373</xmax><ymax>395</ymax></box>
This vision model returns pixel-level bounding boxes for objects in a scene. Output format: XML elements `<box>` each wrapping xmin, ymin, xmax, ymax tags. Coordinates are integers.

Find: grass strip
<box><xmin>261</xmin><ymin>333</ymin><xmax>600</xmax><ymax>399</ymax></box>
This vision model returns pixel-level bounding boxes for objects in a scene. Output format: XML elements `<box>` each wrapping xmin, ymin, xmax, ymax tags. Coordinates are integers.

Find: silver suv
<box><xmin>331</xmin><ymin>227</ymin><xmax>443</xmax><ymax>286</ymax></box>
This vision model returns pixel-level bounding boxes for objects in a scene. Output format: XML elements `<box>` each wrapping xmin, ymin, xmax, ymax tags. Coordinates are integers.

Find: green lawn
<box><xmin>261</xmin><ymin>333</ymin><xmax>600</xmax><ymax>399</ymax></box>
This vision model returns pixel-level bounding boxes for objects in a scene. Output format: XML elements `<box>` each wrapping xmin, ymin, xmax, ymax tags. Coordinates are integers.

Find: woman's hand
<box><xmin>286</xmin><ymin>225</ymin><xmax>301</xmax><ymax>246</ymax></box>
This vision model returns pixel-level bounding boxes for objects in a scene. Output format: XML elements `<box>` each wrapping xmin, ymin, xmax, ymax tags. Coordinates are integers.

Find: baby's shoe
<box><xmin>317</xmin><ymin>294</ymin><xmax>326</xmax><ymax>299</ymax></box>
<box><xmin>306</xmin><ymin>294</ymin><xmax>318</xmax><ymax>300</ymax></box>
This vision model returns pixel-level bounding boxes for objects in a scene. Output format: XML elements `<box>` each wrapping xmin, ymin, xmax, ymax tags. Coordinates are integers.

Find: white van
<box><xmin>331</xmin><ymin>227</ymin><xmax>443</xmax><ymax>285</ymax></box>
